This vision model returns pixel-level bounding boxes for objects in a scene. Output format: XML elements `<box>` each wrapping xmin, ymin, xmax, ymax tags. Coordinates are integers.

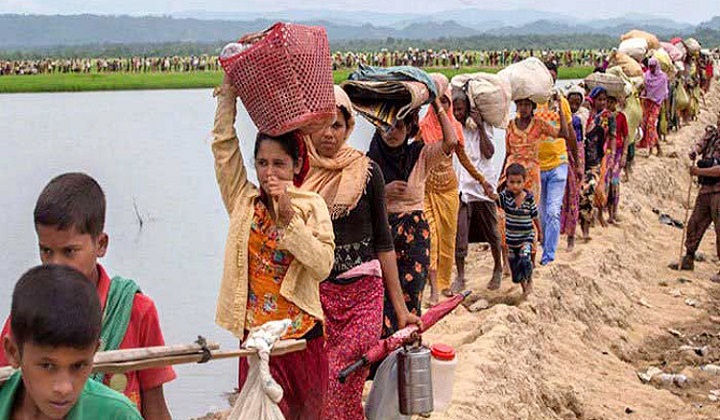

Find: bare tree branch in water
<box><xmin>133</xmin><ymin>198</ymin><xmax>144</xmax><ymax>230</ymax></box>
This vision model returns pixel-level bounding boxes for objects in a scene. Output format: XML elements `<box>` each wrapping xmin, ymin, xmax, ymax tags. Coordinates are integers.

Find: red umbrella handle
<box><xmin>338</xmin><ymin>356</ymin><xmax>367</xmax><ymax>383</ymax></box>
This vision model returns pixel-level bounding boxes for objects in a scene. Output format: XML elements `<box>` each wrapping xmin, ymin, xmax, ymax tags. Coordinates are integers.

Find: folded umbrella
<box><xmin>338</xmin><ymin>291</ymin><xmax>471</xmax><ymax>383</ymax></box>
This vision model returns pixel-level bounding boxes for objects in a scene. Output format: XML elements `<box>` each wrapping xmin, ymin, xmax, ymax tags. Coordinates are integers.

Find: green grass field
<box><xmin>0</xmin><ymin>67</ymin><xmax>594</xmax><ymax>94</ymax></box>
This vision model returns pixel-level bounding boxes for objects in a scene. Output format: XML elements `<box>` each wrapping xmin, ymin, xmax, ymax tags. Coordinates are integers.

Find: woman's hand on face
<box><xmin>266</xmin><ymin>176</ymin><xmax>295</xmax><ymax>226</ymax></box>
<box><xmin>385</xmin><ymin>181</ymin><xmax>408</xmax><ymax>199</ymax></box>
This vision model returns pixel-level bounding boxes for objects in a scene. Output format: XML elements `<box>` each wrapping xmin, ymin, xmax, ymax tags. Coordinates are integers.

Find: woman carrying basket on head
<box><xmin>304</xmin><ymin>86</ymin><xmax>421</xmax><ymax>419</ymax></box>
<box><xmin>211</xmin><ymin>76</ymin><xmax>335</xmax><ymax>420</ymax></box>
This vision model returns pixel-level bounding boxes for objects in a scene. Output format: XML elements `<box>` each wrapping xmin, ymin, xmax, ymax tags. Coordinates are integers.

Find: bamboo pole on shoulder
<box><xmin>0</xmin><ymin>339</ymin><xmax>306</xmax><ymax>385</ymax></box>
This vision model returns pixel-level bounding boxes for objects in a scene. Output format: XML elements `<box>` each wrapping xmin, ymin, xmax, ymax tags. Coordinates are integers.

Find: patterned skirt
<box><xmin>640</xmin><ymin>99</ymin><xmax>661</xmax><ymax>149</ymax></box>
<box><xmin>606</xmin><ymin>147</ymin><xmax>623</xmax><ymax>208</ymax></box>
<box><xmin>321</xmin><ymin>276</ymin><xmax>384</xmax><ymax>420</ymax></box>
<box><xmin>579</xmin><ymin>164</ymin><xmax>602</xmax><ymax>225</ymax></box>
<box><xmin>383</xmin><ymin>211</ymin><xmax>430</xmax><ymax>338</ymax></box>
<box><xmin>561</xmin><ymin>147</ymin><xmax>583</xmax><ymax>237</ymax></box>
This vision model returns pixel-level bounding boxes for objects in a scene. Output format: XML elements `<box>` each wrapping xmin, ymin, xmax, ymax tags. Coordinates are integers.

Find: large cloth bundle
<box><xmin>341</xmin><ymin>65</ymin><xmax>436</xmax><ymax>131</ymax></box>
<box><xmin>228</xmin><ymin>320</ymin><xmax>292</xmax><ymax>420</ymax></box>
<box><xmin>653</xmin><ymin>49</ymin><xmax>676</xmax><ymax>79</ymax></box>
<box><xmin>584</xmin><ymin>72</ymin><xmax>625</xmax><ymax>98</ymax></box>
<box><xmin>619</xmin><ymin>38</ymin><xmax>648</xmax><ymax>62</ymax></box>
<box><xmin>606</xmin><ymin>67</ymin><xmax>642</xmax><ymax>144</ymax></box>
<box><xmin>497</xmin><ymin>57</ymin><xmax>554</xmax><ymax>104</ymax></box>
<box><xmin>606</xmin><ymin>66</ymin><xmax>640</xmax><ymax>96</ymax></box>
<box><xmin>621</xmin><ymin>30</ymin><xmax>660</xmax><ymax>50</ymax></box>
<box><xmin>609</xmin><ymin>51</ymin><xmax>643</xmax><ymax>78</ymax></box>
<box><xmin>660</xmin><ymin>42</ymin><xmax>685</xmax><ymax>62</ymax></box>
<box><xmin>219</xmin><ymin>23</ymin><xmax>335</xmax><ymax>137</ymax></box>
<box><xmin>450</xmin><ymin>72</ymin><xmax>511</xmax><ymax>128</ymax></box>
<box><xmin>685</xmin><ymin>38</ymin><xmax>701</xmax><ymax>54</ymax></box>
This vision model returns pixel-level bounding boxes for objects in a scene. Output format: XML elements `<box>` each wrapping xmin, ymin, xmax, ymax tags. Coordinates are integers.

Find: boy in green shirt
<box><xmin>0</xmin><ymin>265</ymin><xmax>142</xmax><ymax>419</ymax></box>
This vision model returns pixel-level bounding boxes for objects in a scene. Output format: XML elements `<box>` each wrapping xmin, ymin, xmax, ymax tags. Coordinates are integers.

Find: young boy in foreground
<box><xmin>0</xmin><ymin>264</ymin><xmax>142</xmax><ymax>419</ymax></box>
<box><xmin>0</xmin><ymin>173</ymin><xmax>175</xmax><ymax>419</ymax></box>
<box><xmin>498</xmin><ymin>163</ymin><xmax>542</xmax><ymax>296</ymax></box>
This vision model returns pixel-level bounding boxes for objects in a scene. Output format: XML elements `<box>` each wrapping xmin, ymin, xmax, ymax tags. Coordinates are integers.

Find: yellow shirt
<box><xmin>536</xmin><ymin>96</ymin><xmax>572</xmax><ymax>172</ymax></box>
<box><xmin>211</xmin><ymin>86</ymin><xmax>335</xmax><ymax>338</ymax></box>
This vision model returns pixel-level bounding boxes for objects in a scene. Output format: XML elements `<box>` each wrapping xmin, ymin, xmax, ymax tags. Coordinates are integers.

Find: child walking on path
<box><xmin>498</xmin><ymin>163</ymin><xmax>542</xmax><ymax>296</ymax></box>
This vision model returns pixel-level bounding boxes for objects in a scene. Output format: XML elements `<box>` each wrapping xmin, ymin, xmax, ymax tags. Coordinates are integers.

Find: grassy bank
<box><xmin>0</xmin><ymin>67</ymin><xmax>594</xmax><ymax>94</ymax></box>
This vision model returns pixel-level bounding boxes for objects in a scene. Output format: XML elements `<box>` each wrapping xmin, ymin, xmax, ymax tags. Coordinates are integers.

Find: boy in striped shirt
<box><xmin>498</xmin><ymin>163</ymin><xmax>542</xmax><ymax>295</ymax></box>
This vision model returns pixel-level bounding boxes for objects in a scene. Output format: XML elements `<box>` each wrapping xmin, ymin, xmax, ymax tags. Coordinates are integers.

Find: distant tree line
<box><xmin>1</xmin><ymin>30</ymin><xmax>718</xmax><ymax>61</ymax></box>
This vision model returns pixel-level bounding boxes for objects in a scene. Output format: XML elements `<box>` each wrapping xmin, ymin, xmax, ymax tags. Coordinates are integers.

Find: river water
<box><xmin>0</xmin><ymin>81</ymin><xmax>575</xmax><ymax>418</ymax></box>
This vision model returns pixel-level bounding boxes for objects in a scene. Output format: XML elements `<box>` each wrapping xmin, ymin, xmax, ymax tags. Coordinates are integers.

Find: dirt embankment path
<box><xmin>425</xmin><ymin>81</ymin><xmax>720</xmax><ymax>420</ymax></box>
<box><xmin>197</xmin><ymin>82</ymin><xmax>720</xmax><ymax>420</ymax></box>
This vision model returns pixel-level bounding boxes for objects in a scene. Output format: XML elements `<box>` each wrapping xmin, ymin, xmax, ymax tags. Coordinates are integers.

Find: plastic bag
<box><xmin>451</xmin><ymin>72</ymin><xmax>511</xmax><ymax>128</ymax></box>
<box><xmin>676</xmin><ymin>84</ymin><xmax>690</xmax><ymax>111</ymax></box>
<box><xmin>227</xmin><ymin>320</ymin><xmax>292</xmax><ymax>420</ymax></box>
<box><xmin>497</xmin><ymin>57</ymin><xmax>554</xmax><ymax>104</ymax></box>
<box><xmin>365</xmin><ymin>349</ymin><xmax>411</xmax><ymax>420</ymax></box>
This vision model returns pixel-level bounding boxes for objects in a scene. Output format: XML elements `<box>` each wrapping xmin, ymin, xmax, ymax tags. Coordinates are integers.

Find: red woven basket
<box><xmin>220</xmin><ymin>22</ymin><xmax>336</xmax><ymax>137</ymax></box>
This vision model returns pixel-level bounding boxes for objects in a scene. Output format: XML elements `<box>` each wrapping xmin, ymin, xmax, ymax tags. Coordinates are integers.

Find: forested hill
<box><xmin>0</xmin><ymin>13</ymin><xmax>718</xmax><ymax>57</ymax></box>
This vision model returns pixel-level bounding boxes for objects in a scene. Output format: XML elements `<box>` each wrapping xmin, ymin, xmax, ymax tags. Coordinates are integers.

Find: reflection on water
<box><xmin>0</xmin><ymin>80</ymin><xmax>576</xmax><ymax>418</ymax></box>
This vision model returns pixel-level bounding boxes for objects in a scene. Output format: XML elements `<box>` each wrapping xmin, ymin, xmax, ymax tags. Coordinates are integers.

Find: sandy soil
<box><xmin>197</xmin><ymin>81</ymin><xmax>720</xmax><ymax>420</ymax></box>
<box><xmin>421</xmin><ymin>81</ymin><xmax>720</xmax><ymax>420</ymax></box>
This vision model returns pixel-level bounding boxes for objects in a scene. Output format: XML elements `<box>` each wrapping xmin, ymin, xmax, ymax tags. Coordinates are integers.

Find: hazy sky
<box><xmin>1</xmin><ymin>0</ymin><xmax>716</xmax><ymax>24</ymax></box>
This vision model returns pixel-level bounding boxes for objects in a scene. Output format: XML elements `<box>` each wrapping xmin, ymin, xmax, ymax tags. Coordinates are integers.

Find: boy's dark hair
<box><xmin>11</xmin><ymin>265</ymin><xmax>101</xmax><ymax>351</ymax></box>
<box><xmin>506</xmin><ymin>163</ymin><xmax>527</xmax><ymax>179</ymax></box>
<box><xmin>34</xmin><ymin>173</ymin><xmax>106</xmax><ymax>237</ymax></box>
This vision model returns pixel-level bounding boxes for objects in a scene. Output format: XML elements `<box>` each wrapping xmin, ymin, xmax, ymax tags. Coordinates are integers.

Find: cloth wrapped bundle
<box><xmin>685</xmin><ymin>38</ymin><xmax>701</xmax><ymax>55</ymax></box>
<box><xmin>340</xmin><ymin>64</ymin><xmax>436</xmax><ymax>130</ymax></box>
<box><xmin>584</xmin><ymin>72</ymin><xmax>625</xmax><ymax>99</ymax></box>
<box><xmin>609</xmin><ymin>51</ymin><xmax>644</xmax><ymax>78</ymax></box>
<box><xmin>660</xmin><ymin>42</ymin><xmax>685</xmax><ymax>62</ymax></box>
<box><xmin>450</xmin><ymin>72</ymin><xmax>512</xmax><ymax>128</ymax></box>
<box><xmin>497</xmin><ymin>57</ymin><xmax>554</xmax><ymax>104</ymax></box>
<box><xmin>619</xmin><ymin>38</ymin><xmax>648</xmax><ymax>62</ymax></box>
<box><xmin>621</xmin><ymin>30</ymin><xmax>660</xmax><ymax>50</ymax></box>
<box><xmin>652</xmin><ymin>49</ymin><xmax>677</xmax><ymax>80</ymax></box>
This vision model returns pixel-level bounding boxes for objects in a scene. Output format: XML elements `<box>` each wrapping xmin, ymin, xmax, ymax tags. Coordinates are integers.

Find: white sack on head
<box><xmin>497</xmin><ymin>57</ymin><xmax>554</xmax><ymax>104</ymax></box>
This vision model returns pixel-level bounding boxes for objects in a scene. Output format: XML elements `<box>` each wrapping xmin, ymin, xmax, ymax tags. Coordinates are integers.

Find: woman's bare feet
<box><xmin>521</xmin><ymin>278</ymin><xmax>534</xmax><ymax>296</ymax></box>
<box><xmin>450</xmin><ymin>277</ymin><xmax>466</xmax><ymax>294</ymax></box>
<box><xmin>597</xmin><ymin>210</ymin><xmax>607</xmax><ymax>227</ymax></box>
<box><xmin>487</xmin><ymin>270</ymin><xmax>502</xmax><ymax>290</ymax></box>
<box><xmin>567</xmin><ymin>235</ymin><xmax>575</xmax><ymax>251</ymax></box>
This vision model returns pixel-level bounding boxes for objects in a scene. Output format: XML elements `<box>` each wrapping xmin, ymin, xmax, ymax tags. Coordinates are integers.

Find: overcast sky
<box><xmin>1</xmin><ymin>0</ymin><xmax>716</xmax><ymax>24</ymax></box>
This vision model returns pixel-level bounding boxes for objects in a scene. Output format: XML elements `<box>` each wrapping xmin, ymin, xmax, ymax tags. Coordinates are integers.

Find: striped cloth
<box><xmin>498</xmin><ymin>189</ymin><xmax>538</xmax><ymax>249</ymax></box>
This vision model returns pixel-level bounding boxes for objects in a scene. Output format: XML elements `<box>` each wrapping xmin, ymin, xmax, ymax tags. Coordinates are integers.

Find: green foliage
<box><xmin>0</xmin><ymin>71</ymin><xmax>224</xmax><ymax>93</ymax></box>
